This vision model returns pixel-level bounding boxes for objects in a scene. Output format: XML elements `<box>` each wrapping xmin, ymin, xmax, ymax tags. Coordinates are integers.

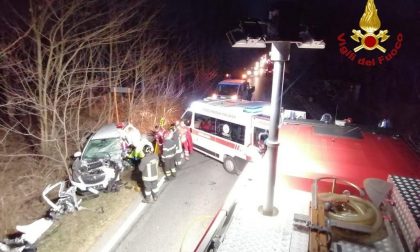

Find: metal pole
<box><xmin>262</xmin><ymin>41</ymin><xmax>290</xmax><ymax>216</ymax></box>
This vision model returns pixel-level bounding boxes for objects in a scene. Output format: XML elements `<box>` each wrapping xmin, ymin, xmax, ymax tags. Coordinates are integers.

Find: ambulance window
<box><xmin>195</xmin><ymin>113</ymin><xmax>216</xmax><ymax>133</ymax></box>
<box><xmin>253</xmin><ymin>127</ymin><xmax>268</xmax><ymax>147</ymax></box>
<box><xmin>216</xmin><ymin>119</ymin><xmax>245</xmax><ymax>145</ymax></box>
<box><xmin>181</xmin><ymin>111</ymin><xmax>192</xmax><ymax>127</ymax></box>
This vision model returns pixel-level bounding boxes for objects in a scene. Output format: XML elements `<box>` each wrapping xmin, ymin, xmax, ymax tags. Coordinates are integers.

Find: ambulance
<box><xmin>180</xmin><ymin>98</ymin><xmax>306</xmax><ymax>174</ymax></box>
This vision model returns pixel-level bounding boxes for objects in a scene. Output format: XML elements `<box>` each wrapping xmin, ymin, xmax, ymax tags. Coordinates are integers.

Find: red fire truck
<box><xmin>192</xmin><ymin>99</ymin><xmax>420</xmax><ymax>252</ymax></box>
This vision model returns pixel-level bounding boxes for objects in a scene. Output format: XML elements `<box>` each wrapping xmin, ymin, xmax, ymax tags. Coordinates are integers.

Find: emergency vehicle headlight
<box><xmin>212</xmin><ymin>94</ymin><xmax>217</xmax><ymax>99</ymax></box>
<box><xmin>231</xmin><ymin>95</ymin><xmax>238</xmax><ymax>100</ymax></box>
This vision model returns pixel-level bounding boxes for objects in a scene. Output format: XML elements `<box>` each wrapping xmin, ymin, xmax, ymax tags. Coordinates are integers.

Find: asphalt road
<box><xmin>115</xmin><ymin>152</ymin><xmax>239</xmax><ymax>252</ymax></box>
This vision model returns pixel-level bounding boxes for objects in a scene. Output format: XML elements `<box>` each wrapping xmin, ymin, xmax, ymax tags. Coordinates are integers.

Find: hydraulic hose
<box><xmin>318</xmin><ymin>192</ymin><xmax>382</xmax><ymax>233</ymax></box>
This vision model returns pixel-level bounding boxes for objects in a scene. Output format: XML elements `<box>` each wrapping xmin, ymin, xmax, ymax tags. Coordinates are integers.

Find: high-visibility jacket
<box><xmin>138</xmin><ymin>153</ymin><xmax>159</xmax><ymax>181</ymax></box>
<box><xmin>162</xmin><ymin>139</ymin><xmax>176</xmax><ymax>161</ymax></box>
<box><xmin>127</xmin><ymin>148</ymin><xmax>144</xmax><ymax>161</ymax></box>
<box><xmin>172</xmin><ymin>130</ymin><xmax>183</xmax><ymax>165</ymax></box>
<box><xmin>173</xmin><ymin>131</ymin><xmax>183</xmax><ymax>155</ymax></box>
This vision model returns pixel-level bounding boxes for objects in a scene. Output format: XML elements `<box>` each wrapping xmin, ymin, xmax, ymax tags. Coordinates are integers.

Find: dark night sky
<box><xmin>2</xmin><ymin>0</ymin><xmax>418</xmax><ymax>73</ymax></box>
<box><xmin>163</xmin><ymin>0</ymin><xmax>419</xmax><ymax>73</ymax></box>
<box><xmin>161</xmin><ymin>0</ymin><xmax>420</xmax><ymax>126</ymax></box>
<box><xmin>2</xmin><ymin>0</ymin><xmax>420</xmax><ymax>123</ymax></box>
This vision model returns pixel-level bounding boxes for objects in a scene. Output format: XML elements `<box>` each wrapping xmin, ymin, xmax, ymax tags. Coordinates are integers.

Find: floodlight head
<box><xmin>296</xmin><ymin>40</ymin><xmax>325</xmax><ymax>49</ymax></box>
<box><xmin>240</xmin><ymin>19</ymin><xmax>267</xmax><ymax>39</ymax></box>
<box><xmin>295</xmin><ymin>28</ymin><xmax>325</xmax><ymax>49</ymax></box>
<box><xmin>232</xmin><ymin>38</ymin><xmax>266</xmax><ymax>48</ymax></box>
<box><xmin>227</xmin><ymin>19</ymin><xmax>267</xmax><ymax>48</ymax></box>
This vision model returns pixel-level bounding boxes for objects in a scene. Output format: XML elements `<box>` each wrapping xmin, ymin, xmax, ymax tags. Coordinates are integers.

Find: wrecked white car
<box><xmin>70</xmin><ymin>122</ymin><xmax>153</xmax><ymax>194</ymax></box>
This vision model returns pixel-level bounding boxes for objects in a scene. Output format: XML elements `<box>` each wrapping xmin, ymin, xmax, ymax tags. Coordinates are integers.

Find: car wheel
<box><xmin>223</xmin><ymin>156</ymin><xmax>238</xmax><ymax>175</ymax></box>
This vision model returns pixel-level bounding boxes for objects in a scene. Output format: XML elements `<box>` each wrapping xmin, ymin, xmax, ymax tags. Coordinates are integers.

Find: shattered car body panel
<box><xmin>70</xmin><ymin>123</ymin><xmax>153</xmax><ymax>194</ymax></box>
<box><xmin>73</xmin><ymin>122</ymin><xmax>152</xmax><ymax>168</ymax></box>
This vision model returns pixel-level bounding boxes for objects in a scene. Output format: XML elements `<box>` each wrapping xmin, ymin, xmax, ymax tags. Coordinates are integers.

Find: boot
<box><xmin>142</xmin><ymin>195</ymin><xmax>153</xmax><ymax>203</ymax></box>
<box><xmin>172</xmin><ymin>172</ymin><xmax>176</xmax><ymax>178</ymax></box>
<box><xmin>165</xmin><ymin>175</ymin><xmax>173</xmax><ymax>181</ymax></box>
<box><xmin>152</xmin><ymin>192</ymin><xmax>158</xmax><ymax>201</ymax></box>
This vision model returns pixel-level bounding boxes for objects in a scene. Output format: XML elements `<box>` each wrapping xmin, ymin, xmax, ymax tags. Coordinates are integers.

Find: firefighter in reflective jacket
<box><xmin>171</xmin><ymin>123</ymin><xmax>183</xmax><ymax>168</ymax></box>
<box><xmin>161</xmin><ymin>131</ymin><xmax>177</xmax><ymax>180</ymax></box>
<box><xmin>139</xmin><ymin>145</ymin><xmax>159</xmax><ymax>203</ymax></box>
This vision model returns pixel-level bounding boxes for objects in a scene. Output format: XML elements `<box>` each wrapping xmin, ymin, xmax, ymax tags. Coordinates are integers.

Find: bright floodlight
<box><xmin>232</xmin><ymin>39</ymin><xmax>266</xmax><ymax>48</ymax></box>
<box><xmin>227</xmin><ymin>19</ymin><xmax>267</xmax><ymax>48</ymax></box>
<box><xmin>296</xmin><ymin>40</ymin><xmax>325</xmax><ymax>49</ymax></box>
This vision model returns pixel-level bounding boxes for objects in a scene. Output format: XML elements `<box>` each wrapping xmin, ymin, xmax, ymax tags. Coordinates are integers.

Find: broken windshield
<box><xmin>82</xmin><ymin>138</ymin><xmax>121</xmax><ymax>160</ymax></box>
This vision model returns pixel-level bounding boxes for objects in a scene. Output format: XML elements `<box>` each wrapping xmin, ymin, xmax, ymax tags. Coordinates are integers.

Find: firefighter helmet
<box><xmin>159</xmin><ymin>117</ymin><xmax>166</xmax><ymax>127</ymax></box>
<box><xmin>127</xmin><ymin>144</ymin><xmax>136</xmax><ymax>152</ymax></box>
<box><xmin>143</xmin><ymin>145</ymin><xmax>152</xmax><ymax>154</ymax></box>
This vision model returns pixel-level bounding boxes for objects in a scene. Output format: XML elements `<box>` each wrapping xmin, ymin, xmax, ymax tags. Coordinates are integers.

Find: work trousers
<box><xmin>163</xmin><ymin>157</ymin><xmax>176</xmax><ymax>177</ymax></box>
<box><xmin>143</xmin><ymin>180</ymin><xmax>158</xmax><ymax>196</ymax></box>
<box><xmin>175</xmin><ymin>152</ymin><xmax>183</xmax><ymax>167</ymax></box>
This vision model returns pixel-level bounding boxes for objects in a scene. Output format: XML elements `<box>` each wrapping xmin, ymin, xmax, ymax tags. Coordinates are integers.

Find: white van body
<box><xmin>180</xmin><ymin>98</ymin><xmax>306</xmax><ymax>174</ymax></box>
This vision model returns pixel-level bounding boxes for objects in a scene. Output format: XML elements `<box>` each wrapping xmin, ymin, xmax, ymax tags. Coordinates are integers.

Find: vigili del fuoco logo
<box><xmin>337</xmin><ymin>0</ymin><xmax>403</xmax><ymax>67</ymax></box>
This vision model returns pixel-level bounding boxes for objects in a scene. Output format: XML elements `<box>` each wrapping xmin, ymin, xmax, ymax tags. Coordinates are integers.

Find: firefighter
<box><xmin>257</xmin><ymin>130</ymin><xmax>269</xmax><ymax>155</ymax></box>
<box><xmin>138</xmin><ymin>145</ymin><xmax>160</xmax><ymax>203</ymax></box>
<box><xmin>125</xmin><ymin>144</ymin><xmax>144</xmax><ymax>169</ymax></box>
<box><xmin>171</xmin><ymin>123</ymin><xmax>183</xmax><ymax>168</ymax></box>
<box><xmin>154</xmin><ymin>117</ymin><xmax>167</xmax><ymax>155</ymax></box>
<box><xmin>161</xmin><ymin>131</ymin><xmax>177</xmax><ymax>180</ymax></box>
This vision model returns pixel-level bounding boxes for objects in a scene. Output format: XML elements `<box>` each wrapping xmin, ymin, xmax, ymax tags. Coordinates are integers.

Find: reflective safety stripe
<box><xmin>145</xmin><ymin>190</ymin><xmax>151</xmax><ymax>196</ymax></box>
<box><xmin>170</xmin><ymin>168</ymin><xmax>176</xmax><ymax>173</ymax></box>
<box><xmin>191</xmin><ymin>128</ymin><xmax>238</xmax><ymax>150</ymax></box>
<box><xmin>165</xmin><ymin>171</ymin><xmax>171</xmax><ymax>175</ymax></box>
<box><xmin>163</xmin><ymin>145</ymin><xmax>176</xmax><ymax>152</ymax></box>
<box><xmin>143</xmin><ymin>176</ymin><xmax>158</xmax><ymax>181</ymax></box>
<box><xmin>152</xmin><ymin>188</ymin><xmax>159</xmax><ymax>193</ymax></box>
<box><xmin>175</xmin><ymin>140</ymin><xmax>183</xmax><ymax>154</ymax></box>
<box><xmin>162</xmin><ymin>153</ymin><xmax>175</xmax><ymax>158</ymax></box>
<box><xmin>143</xmin><ymin>160</ymin><xmax>159</xmax><ymax>181</ymax></box>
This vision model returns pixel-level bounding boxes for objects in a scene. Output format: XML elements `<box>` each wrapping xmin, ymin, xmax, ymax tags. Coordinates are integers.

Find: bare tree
<box><xmin>0</xmin><ymin>0</ymin><xmax>192</xmax><ymax>174</ymax></box>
